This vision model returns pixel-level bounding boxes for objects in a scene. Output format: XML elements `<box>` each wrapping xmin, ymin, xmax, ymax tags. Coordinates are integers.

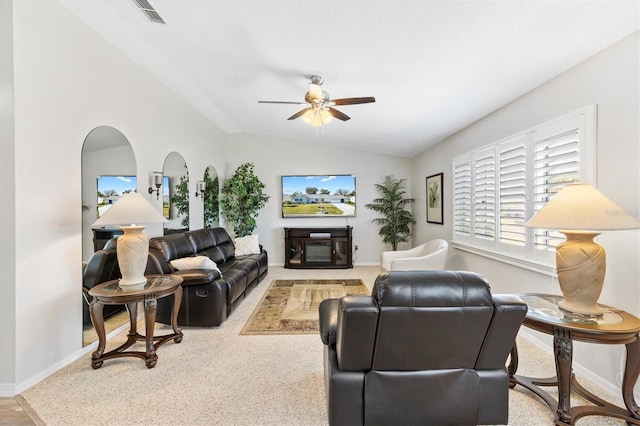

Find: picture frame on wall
<box><xmin>426</xmin><ymin>173</ymin><xmax>443</xmax><ymax>224</ymax></box>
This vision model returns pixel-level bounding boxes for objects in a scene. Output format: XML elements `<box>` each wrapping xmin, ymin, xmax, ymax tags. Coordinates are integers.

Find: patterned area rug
<box><xmin>240</xmin><ymin>279</ymin><xmax>369</xmax><ymax>335</ymax></box>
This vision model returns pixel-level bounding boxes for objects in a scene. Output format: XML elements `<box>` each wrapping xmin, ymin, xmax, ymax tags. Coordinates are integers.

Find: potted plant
<box><xmin>365</xmin><ymin>175</ymin><xmax>415</xmax><ymax>250</ymax></box>
<box><xmin>220</xmin><ymin>163</ymin><xmax>270</xmax><ymax>237</ymax></box>
<box><xmin>172</xmin><ymin>166</ymin><xmax>190</xmax><ymax>228</ymax></box>
<box><xmin>203</xmin><ymin>168</ymin><xmax>220</xmax><ymax>229</ymax></box>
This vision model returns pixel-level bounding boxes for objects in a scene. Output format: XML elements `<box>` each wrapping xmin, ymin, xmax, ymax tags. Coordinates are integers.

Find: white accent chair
<box><xmin>381</xmin><ymin>239</ymin><xmax>449</xmax><ymax>272</ymax></box>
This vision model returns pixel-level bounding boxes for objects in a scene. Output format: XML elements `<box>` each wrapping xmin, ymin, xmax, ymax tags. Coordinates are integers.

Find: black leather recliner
<box><xmin>319</xmin><ymin>270</ymin><xmax>527</xmax><ymax>426</ymax></box>
<box><xmin>82</xmin><ymin>243</ymin><xmax>125</xmax><ymax>325</ymax></box>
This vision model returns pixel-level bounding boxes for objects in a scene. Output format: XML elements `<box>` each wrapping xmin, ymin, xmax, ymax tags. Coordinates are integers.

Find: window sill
<box><xmin>451</xmin><ymin>242</ymin><xmax>555</xmax><ymax>276</ymax></box>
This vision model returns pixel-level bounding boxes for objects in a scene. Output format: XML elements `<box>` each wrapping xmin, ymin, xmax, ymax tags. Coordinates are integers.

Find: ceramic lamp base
<box><xmin>116</xmin><ymin>225</ymin><xmax>149</xmax><ymax>287</ymax></box>
<box><xmin>556</xmin><ymin>231</ymin><xmax>606</xmax><ymax>316</ymax></box>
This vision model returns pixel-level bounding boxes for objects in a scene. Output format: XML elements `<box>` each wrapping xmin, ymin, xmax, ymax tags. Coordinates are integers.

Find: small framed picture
<box><xmin>426</xmin><ymin>173</ymin><xmax>443</xmax><ymax>224</ymax></box>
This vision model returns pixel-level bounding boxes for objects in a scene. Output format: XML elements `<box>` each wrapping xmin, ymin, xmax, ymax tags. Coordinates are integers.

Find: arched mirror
<box><xmin>81</xmin><ymin>126</ymin><xmax>135</xmax><ymax>346</ymax></box>
<box><xmin>163</xmin><ymin>152</ymin><xmax>189</xmax><ymax>234</ymax></box>
<box><xmin>203</xmin><ymin>165</ymin><xmax>220</xmax><ymax>228</ymax></box>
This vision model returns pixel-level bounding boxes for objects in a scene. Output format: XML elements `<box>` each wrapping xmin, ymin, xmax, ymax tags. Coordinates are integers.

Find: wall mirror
<box><xmin>81</xmin><ymin>125</ymin><xmax>135</xmax><ymax>347</ymax></box>
<box><xmin>203</xmin><ymin>165</ymin><xmax>220</xmax><ymax>228</ymax></box>
<box><xmin>163</xmin><ymin>152</ymin><xmax>189</xmax><ymax>234</ymax></box>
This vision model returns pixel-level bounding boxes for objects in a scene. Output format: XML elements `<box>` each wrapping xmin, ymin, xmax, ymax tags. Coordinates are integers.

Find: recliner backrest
<box><xmin>199</xmin><ymin>227</ymin><xmax>235</xmax><ymax>263</ymax></box>
<box><xmin>83</xmin><ymin>248</ymin><xmax>120</xmax><ymax>290</ymax></box>
<box><xmin>149</xmin><ymin>233</ymin><xmax>197</xmax><ymax>262</ymax></box>
<box><xmin>333</xmin><ymin>270</ymin><xmax>525</xmax><ymax>374</ymax></box>
<box><xmin>371</xmin><ymin>271</ymin><xmax>494</xmax><ymax>370</ymax></box>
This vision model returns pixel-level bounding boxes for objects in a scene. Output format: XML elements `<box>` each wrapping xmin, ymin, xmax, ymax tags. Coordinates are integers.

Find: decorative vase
<box><xmin>556</xmin><ymin>232</ymin><xmax>606</xmax><ymax>315</ymax></box>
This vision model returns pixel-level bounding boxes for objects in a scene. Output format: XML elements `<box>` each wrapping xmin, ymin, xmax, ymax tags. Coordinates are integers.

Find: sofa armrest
<box><xmin>381</xmin><ymin>244</ymin><xmax>428</xmax><ymax>271</ymax></box>
<box><xmin>171</xmin><ymin>269</ymin><xmax>221</xmax><ymax>286</ymax></box>
<box><xmin>319</xmin><ymin>298</ymin><xmax>340</xmax><ymax>346</ymax></box>
<box><xmin>389</xmin><ymin>252</ymin><xmax>447</xmax><ymax>271</ymax></box>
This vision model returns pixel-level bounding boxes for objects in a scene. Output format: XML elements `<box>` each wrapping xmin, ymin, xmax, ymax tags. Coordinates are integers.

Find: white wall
<box><xmin>411</xmin><ymin>32</ymin><xmax>640</xmax><ymax>394</ymax></box>
<box><xmin>223</xmin><ymin>132</ymin><xmax>412</xmax><ymax>266</ymax></box>
<box><xmin>0</xmin><ymin>0</ymin><xmax>17</xmax><ymax>394</ymax></box>
<box><xmin>8</xmin><ymin>0</ymin><xmax>228</xmax><ymax>394</ymax></box>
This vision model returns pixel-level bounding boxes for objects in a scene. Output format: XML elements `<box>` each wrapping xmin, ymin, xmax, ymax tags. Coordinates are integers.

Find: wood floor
<box><xmin>0</xmin><ymin>396</ymin><xmax>41</xmax><ymax>425</ymax></box>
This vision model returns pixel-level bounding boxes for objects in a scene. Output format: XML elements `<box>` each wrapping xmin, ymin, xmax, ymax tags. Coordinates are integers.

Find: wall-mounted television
<box><xmin>282</xmin><ymin>175</ymin><xmax>356</xmax><ymax>218</ymax></box>
<box><xmin>96</xmin><ymin>175</ymin><xmax>137</xmax><ymax>217</ymax></box>
<box><xmin>162</xmin><ymin>176</ymin><xmax>170</xmax><ymax>219</ymax></box>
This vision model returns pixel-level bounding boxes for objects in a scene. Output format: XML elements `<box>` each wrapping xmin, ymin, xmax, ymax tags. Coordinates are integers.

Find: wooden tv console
<box><xmin>284</xmin><ymin>227</ymin><xmax>353</xmax><ymax>269</ymax></box>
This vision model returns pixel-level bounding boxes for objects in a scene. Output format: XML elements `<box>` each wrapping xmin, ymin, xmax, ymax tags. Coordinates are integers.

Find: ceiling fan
<box><xmin>258</xmin><ymin>75</ymin><xmax>375</xmax><ymax>126</ymax></box>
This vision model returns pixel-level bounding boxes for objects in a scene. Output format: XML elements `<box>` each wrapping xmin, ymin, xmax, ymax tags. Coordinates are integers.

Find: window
<box><xmin>452</xmin><ymin>106</ymin><xmax>596</xmax><ymax>268</ymax></box>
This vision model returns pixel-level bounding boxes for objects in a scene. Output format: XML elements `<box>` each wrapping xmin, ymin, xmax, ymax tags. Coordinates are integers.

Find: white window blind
<box><xmin>498</xmin><ymin>136</ymin><xmax>527</xmax><ymax>252</ymax></box>
<box><xmin>452</xmin><ymin>107</ymin><xmax>595</xmax><ymax>267</ymax></box>
<box><xmin>473</xmin><ymin>147</ymin><xmax>496</xmax><ymax>243</ymax></box>
<box><xmin>453</xmin><ymin>156</ymin><xmax>472</xmax><ymax>238</ymax></box>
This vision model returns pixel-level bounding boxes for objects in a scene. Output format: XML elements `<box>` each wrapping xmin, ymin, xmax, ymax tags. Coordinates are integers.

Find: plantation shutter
<box><xmin>450</xmin><ymin>106</ymin><xmax>594</xmax><ymax>268</ymax></box>
<box><xmin>452</xmin><ymin>155</ymin><xmax>472</xmax><ymax>240</ymax></box>
<box><xmin>473</xmin><ymin>147</ymin><xmax>496</xmax><ymax>243</ymax></box>
<box><xmin>531</xmin><ymin>116</ymin><xmax>583</xmax><ymax>259</ymax></box>
<box><xmin>498</xmin><ymin>135</ymin><xmax>528</xmax><ymax>252</ymax></box>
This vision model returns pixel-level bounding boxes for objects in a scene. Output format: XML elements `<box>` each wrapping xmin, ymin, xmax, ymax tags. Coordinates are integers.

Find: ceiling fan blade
<box><xmin>258</xmin><ymin>100</ymin><xmax>307</xmax><ymax>105</ymax></box>
<box><xmin>330</xmin><ymin>97</ymin><xmax>376</xmax><ymax>106</ymax></box>
<box><xmin>288</xmin><ymin>108</ymin><xmax>311</xmax><ymax>120</ymax></box>
<box><xmin>328</xmin><ymin>107</ymin><xmax>350</xmax><ymax>121</ymax></box>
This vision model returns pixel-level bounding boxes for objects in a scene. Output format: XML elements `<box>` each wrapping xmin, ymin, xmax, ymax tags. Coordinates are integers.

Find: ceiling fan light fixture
<box><xmin>302</xmin><ymin>108</ymin><xmax>333</xmax><ymax>127</ymax></box>
<box><xmin>307</xmin><ymin>83</ymin><xmax>323</xmax><ymax>101</ymax></box>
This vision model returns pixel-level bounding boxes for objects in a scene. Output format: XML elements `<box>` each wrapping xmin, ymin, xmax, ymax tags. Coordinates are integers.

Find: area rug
<box><xmin>240</xmin><ymin>279</ymin><xmax>369</xmax><ymax>335</ymax></box>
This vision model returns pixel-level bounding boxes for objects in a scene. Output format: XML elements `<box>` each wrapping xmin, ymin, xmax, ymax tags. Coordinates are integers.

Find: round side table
<box><xmin>88</xmin><ymin>274</ymin><xmax>183</xmax><ymax>369</ymax></box>
<box><xmin>509</xmin><ymin>293</ymin><xmax>640</xmax><ymax>425</ymax></box>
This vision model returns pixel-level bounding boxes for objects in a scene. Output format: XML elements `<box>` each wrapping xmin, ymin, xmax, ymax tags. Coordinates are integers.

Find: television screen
<box><xmin>162</xmin><ymin>176</ymin><xmax>170</xmax><ymax>219</ymax></box>
<box><xmin>282</xmin><ymin>175</ymin><xmax>356</xmax><ymax>217</ymax></box>
<box><xmin>96</xmin><ymin>175</ymin><xmax>137</xmax><ymax>217</ymax></box>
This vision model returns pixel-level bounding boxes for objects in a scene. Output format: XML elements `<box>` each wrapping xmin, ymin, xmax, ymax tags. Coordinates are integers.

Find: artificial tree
<box><xmin>203</xmin><ymin>168</ymin><xmax>220</xmax><ymax>229</ymax></box>
<box><xmin>365</xmin><ymin>174</ymin><xmax>415</xmax><ymax>250</ymax></box>
<box><xmin>220</xmin><ymin>162</ymin><xmax>270</xmax><ymax>237</ymax></box>
<box><xmin>172</xmin><ymin>166</ymin><xmax>190</xmax><ymax>228</ymax></box>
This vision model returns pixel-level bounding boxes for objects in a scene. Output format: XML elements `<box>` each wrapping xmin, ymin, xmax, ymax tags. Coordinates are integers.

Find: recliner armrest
<box><xmin>171</xmin><ymin>269</ymin><xmax>221</xmax><ymax>286</ymax></box>
<box><xmin>319</xmin><ymin>298</ymin><xmax>340</xmax><ymax>346</ymax></box>
<box><xmin>476</xmin><ymin>294</ymin><xmax>528</xmax><ymax>369</ymax></box>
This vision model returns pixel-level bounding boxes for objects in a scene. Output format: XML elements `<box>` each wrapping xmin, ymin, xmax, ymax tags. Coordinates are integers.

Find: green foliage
<box><xmin>172</xmin><ymin>166</ymin><xmax>190</xmax><ymax>227</ymax></box>
<box><xmin>428</xmin><ymin>180</ymin><xmax>440</xmax><ymax>207</ymax></box>
<box><xmin>220</xmin><ymin>163</ymin><xmax>270</xmax><ymax>237</ymax></box>
<box><xmin>364</xmin><ymin>175</ymin><xmax>415</xmax><ymax>251</ymax></box>
<box><xmin>203</xmin><ymin>168</ymin><xmax>220</xmax><ymax>229</ymax></box>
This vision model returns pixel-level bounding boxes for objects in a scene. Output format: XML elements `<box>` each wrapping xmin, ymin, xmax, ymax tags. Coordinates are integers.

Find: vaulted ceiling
<box><xmin>60</xmin><ymin>0</ymin><xmax>639</xmax><ymax>158</ymax></box>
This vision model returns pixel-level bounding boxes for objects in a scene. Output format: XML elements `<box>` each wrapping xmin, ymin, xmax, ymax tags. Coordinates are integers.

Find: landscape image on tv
<box><xmin>282</xmin><ymin>175</ymin><xmax>356</xmax><ymax>217</ymax></box>
<box><xmin>96</xmin><ymin>175</ymin><xmax>137</xmax><ymax>217</ymax></box>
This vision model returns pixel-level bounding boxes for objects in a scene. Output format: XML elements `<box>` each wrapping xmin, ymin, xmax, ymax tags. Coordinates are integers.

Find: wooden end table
<box><xmin>509</xmin><ymin>293</ymin><xmax>640</xmax><ymax>425</ymax></box>
<box><xmin>88</xmin><ymin>274</ymin><xmax>184</xmax><ymax>369</ymax></box>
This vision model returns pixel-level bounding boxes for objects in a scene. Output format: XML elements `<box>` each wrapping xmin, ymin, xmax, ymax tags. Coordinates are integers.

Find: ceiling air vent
<box><xmin>132</xmin><ymin>0</ymin><xmax>166</xmax><ymax>24</ymax></box>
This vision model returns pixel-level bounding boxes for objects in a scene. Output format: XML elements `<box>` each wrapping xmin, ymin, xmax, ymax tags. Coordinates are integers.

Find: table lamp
<box><xmin>525</xmin><ymin>183</ymin><xmax>639</xmax><ymax>315</ymax></box>
<box><xmin>93</xmin><ymin>192</ymin><xmax>167</xmax><ymax>287</ymax></box>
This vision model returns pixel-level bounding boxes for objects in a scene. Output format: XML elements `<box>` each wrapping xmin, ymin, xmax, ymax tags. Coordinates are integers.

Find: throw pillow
<box><xmin>170</xmin><ymin>256</ymin><xmax>222</xmax><ymax>275</ymax></box>
<box><xmin>234</xmin><ymin>234</ymin><xmax>260</xmax><ymax>256</ymax></box>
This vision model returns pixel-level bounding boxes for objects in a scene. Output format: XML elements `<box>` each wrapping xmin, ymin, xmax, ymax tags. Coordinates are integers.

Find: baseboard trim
<box><xmin>8</xmin><ymin>321</ymin><xmax>130</xmax><ymax>396</ymax></box>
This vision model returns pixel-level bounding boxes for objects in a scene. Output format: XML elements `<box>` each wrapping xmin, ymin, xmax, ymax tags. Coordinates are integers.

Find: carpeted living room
<box><xmin>2</xmin><ymin>1</ymin><xmax>640</xmax><ymax>426</ymax></box>
<box><xmin>10</xmin><ymin>267</ymin><xmax>634</xmax><ymax>425</ymax></box>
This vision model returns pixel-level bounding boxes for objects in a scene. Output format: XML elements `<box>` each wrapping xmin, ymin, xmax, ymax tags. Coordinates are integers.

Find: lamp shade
<box><xmin>93</xmin><ymin>192</ymin><xmax>167</xmax><ymax>227</ymax></box>
<box><xmin>92</xmin><ymin>192</ymin><xmax>167</xmax><ymax>286</ymax></box>
<box><xmin>525</xmin><ymin>183</ymin><xmax>639</xmax><ymax>231</ymax></box>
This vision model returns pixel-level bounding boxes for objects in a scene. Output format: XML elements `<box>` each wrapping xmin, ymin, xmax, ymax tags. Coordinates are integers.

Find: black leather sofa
<box><xmin>319</xmin><ymin>270</ymin><xmax>527</xmax><ymax>426</ymax></box>
<box><xmin>146</xmin><ymin>227</ymin><xmax>268</xmax><ymax>327</ymax></box>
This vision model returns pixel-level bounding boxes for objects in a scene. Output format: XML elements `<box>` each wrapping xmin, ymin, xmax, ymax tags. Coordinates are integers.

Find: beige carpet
<box><xmin>20</xmin><ymin>267</ymin><xmax>630</xmax><ymax>425</ymax></box>
<box><xmin>240</xmin><ymin>279</ymin><xmax>369</xmax><ymax>335</ymax></box>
